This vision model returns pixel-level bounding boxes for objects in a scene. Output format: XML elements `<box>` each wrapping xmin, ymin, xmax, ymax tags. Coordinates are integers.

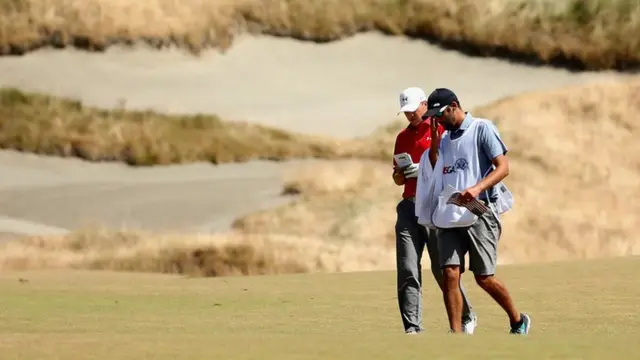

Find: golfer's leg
<box><xmin>424</xmin><ymin>227</ymin><xmax>474</xmax><ymax>322</ymax></box>
<box><xmin>437</xmin><ymin>228</ymin><xmax>467</xmax><ymax>333</ymax></box>
<box><xmin>468</xmin><ymin>208</ymin><xmax>521</xmax><ymax>325</ymax></box>
<box><xmin>395</xmin><ymin>199</ymin><xmax>425</xmax><ymax>333</ymax></box>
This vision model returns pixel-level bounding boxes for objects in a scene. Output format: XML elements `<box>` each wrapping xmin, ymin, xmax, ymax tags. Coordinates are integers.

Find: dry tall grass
<box><xmin>235</xmin><ymin>76</ymin><xmax>640</xmax><ymax>265</ymax></box>
<box><xmin>480</xmin><ymin>77</ymin><xmax>640</xmax><ymax>263</ymax></box>
<box><xmin>3</xmin><ymin>79</ymin><xmax>639</xmax><ymax>276</ymax></box>
<box><xmin>1</xmin><ymin>0</ymin><xmax>639</xmax><ymax>70</ymax></box>
<box><xmin>3</xmin><ymin>78</ymin><xmax>639</xmax><ymax>275</ymax></box>
<box><xmin>0</xmin><ymin>228</ymin><xmax>394</xmax><ymax>275</ymax></box>
<box><xmin>0</xmin><ymin>88</ymin><xmax>374</xmax><ymax>165</ymax></box>
<box><xmin>237</xmin><ymin>160</ymin><xmax>398</xmax><ymax>247</ymax></box>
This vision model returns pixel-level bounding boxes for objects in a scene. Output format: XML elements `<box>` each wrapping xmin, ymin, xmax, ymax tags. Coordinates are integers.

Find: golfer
<box><xmin>392</xmin><ymin>87</ymin><xmax>477</xmax><ymax>334</ymax></box>
<box><xmin>419</xmin><ymin>87</ymin><xmax>531</xmax><ymax>335</ymax></box>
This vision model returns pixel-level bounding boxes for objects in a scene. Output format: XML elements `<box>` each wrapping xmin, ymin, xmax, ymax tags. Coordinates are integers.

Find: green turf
<box><xmin>1</xmin><ymin>256</ymin><xmax>639</xmax><ymax>359</ymax></box>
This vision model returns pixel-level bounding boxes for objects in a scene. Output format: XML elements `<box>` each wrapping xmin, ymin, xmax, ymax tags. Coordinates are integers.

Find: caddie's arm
<box><xmin>428</xmin><ymin>117</ymin><xmax>441</xmax><ymax>168</ymax></box>
<box><xmin>472</xmin><ymin>122</ymin><xmax>510</xmax><ymax>193</ymax></box>
<box><xmin>473</xmin><ymin>154</ymin><xmax>509</xmax><ymax>193</ymax></box>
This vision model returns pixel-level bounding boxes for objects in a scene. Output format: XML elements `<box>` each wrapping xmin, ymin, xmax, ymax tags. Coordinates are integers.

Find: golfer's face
<box><xmin>404</xmin><ymin>102</ymin><xmax>427</xmax><ymax>122</ymax></box>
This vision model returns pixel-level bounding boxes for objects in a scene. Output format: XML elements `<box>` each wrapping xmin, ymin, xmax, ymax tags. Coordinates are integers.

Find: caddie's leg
<box><xmin>437</xmin><ymin>227</ymin><xmax>468</xmax><ymax>333</ymax></box>
<box><xmin>468</xmin><ymin>206</ymin><xmax>530</xmax><ymax>334</ymax></box>
<box><xmin>424</xmin><ymin>227</ymin><xmax>475</xmax><ymax>323</ymax></box>
<box><xmin>395</xmin><ymin>199</ymin><xmax>426</xmax><ymax>333</ymax></box>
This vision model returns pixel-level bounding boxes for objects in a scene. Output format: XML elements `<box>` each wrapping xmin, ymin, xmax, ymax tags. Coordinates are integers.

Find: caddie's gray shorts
<box><xmin>436</xmin><ymin>204</ymin><xmax>502</xmax><ymax>275</ymax></box>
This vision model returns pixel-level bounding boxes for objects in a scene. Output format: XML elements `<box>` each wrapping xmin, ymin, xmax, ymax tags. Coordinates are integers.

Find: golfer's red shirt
<box><xmin>393</xmin><ymin>118</ymin><xmax>445</xmax><ymax>199</ymax></box>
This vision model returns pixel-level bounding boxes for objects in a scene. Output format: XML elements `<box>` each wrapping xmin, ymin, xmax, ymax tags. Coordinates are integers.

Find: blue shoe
<box><xmin>509</xmin><ymin>313</ymin><xmax>531</xmax><ymax>335</ymax></box>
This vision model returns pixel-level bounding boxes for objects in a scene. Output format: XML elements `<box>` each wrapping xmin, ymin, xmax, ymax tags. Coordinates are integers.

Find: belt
<box><xmin>405</xmin><ymin>196</ymin><xmax>493</xmax><ymax>203</ymax></box>
<box><xmin>480</xmin><ymin>198</ymin><xmax>497</xmax><ymax>205</ymax></box>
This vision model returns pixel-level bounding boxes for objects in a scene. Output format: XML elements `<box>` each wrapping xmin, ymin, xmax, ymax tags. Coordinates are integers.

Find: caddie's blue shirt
<box><xmin>444</xmin><ymin>112</ymin><xmax>508</xmax><ymax>201</ymax></box>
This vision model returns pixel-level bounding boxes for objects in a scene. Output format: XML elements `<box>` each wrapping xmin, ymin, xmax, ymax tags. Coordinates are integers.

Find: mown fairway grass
<box><xmin>1</xmin><ymin>256</ymin><xmax>639</xmax><ymax>359</ymax></box>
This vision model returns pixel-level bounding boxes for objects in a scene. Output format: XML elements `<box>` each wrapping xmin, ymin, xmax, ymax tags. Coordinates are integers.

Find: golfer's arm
<box><xmin>392</xmin><ymin>136</ymin><xmax>406</xmax><ymax>186</ymax></box>
<box><xmin>474</xmin><ymin>154</ymin><xmax>509</xmax><ymax>193</ymax></box>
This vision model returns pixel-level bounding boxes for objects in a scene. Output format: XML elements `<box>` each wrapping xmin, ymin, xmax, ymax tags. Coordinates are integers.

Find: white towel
<box><xmin>415</xmin><ymin>150</ymin><xmax>443</xmax><ymax>229</ymax></box>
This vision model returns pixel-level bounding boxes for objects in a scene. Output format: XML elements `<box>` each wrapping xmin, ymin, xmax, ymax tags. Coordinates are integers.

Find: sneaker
<box><xmin>462</xmin><ymin>313</ymin><xmax>478</xmax><ymax>334</ymax></box>
<box><xmin>405</xmin><ymin>329</ymin><xmax>419</xmax><ymax>335</ymax></box>
<box><xmin>509</xmin><ymin>313</ymin><xmax>531</xmax><ymax>335</ymax></box>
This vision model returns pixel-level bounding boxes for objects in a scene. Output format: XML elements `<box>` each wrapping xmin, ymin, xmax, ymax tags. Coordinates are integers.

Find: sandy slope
<box><xmin>0</xmin><ymin>33</ymin><xmax>632</xmax><ymax>238</ymax></box>
<box><xmin>0</xmin><ymin>150</ymin><xmax>305</xmax><ymax>236</ymax></box>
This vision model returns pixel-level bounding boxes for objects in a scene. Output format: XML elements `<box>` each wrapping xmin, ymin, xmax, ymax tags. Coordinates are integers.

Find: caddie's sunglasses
<box><xmin>421</xmin><ymin>104</ymin><xmax>450</xmax><ymax>120</ymax></box>
<box><xmin>434</xmin><ymin>105</ymin><xmax>449</xmax><ymax>117</ymax></box>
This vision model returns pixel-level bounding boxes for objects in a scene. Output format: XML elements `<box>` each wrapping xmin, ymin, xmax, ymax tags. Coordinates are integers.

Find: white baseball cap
<box><xmin>398</xmin><ymin>87</ymin><xmax>427</xmax><ymax>114</ymax></box>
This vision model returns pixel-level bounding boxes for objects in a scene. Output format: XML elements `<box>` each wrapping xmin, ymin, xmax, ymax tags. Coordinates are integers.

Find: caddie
<box><xmin>417</xmin><ymin>87</ymin><xmax>531</xmax><ymax>335</ymax></box>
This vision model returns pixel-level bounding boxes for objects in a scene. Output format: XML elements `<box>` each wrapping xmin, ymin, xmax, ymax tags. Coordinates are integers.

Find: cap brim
<box><xmin>398</xmin><ymin>103</ymin><xmax>420</xmax><ymax>114</ymax></box>
<box><xmin>425</xmin><ymin>105</ymin><xmax>449</xmax><ymax>117</ymax></box>
<box><xmin>424</xmin><ymin>108</ymin><xmax>440</xmax><ymax>117</ymax></box>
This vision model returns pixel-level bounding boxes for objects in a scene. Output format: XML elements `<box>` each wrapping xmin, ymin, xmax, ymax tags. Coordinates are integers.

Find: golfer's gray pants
<box><xmin>395</xmin><ymin>198</ymin><xmax>474</xmax><ymax>332</ymax></box>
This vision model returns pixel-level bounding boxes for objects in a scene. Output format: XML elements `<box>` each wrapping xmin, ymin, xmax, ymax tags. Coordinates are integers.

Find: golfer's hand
<box><xmin>403</xmin><ymin>163</ymin><xmax>419</xmax><ymax>179</ymax></box>
<box><xmin>460</xmin><ymin>186</ymin><xmax>481</xmax><ymax>203</ymax></box>
<box><xmin>392</xmin><ymin>167</ymin><xmax>404</xmax><ymax>184</ymax></box>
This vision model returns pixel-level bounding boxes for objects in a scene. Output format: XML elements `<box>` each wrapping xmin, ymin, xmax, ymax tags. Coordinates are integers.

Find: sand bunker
<box><xmin>0</xmin><ymin>150</ymin><xmax>309</xmax><ymax>235</ymax></box>
<box><xmin>0</xmin><ymin>34</ymin><xmax>627</xmax><ymax>139</ymax></box>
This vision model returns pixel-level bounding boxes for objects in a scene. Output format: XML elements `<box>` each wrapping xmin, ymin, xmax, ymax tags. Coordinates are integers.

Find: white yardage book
<box><xmin>394</xmin><ymin>152</ymin><xmax>413</xmax><ymax>168</ymax></box>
